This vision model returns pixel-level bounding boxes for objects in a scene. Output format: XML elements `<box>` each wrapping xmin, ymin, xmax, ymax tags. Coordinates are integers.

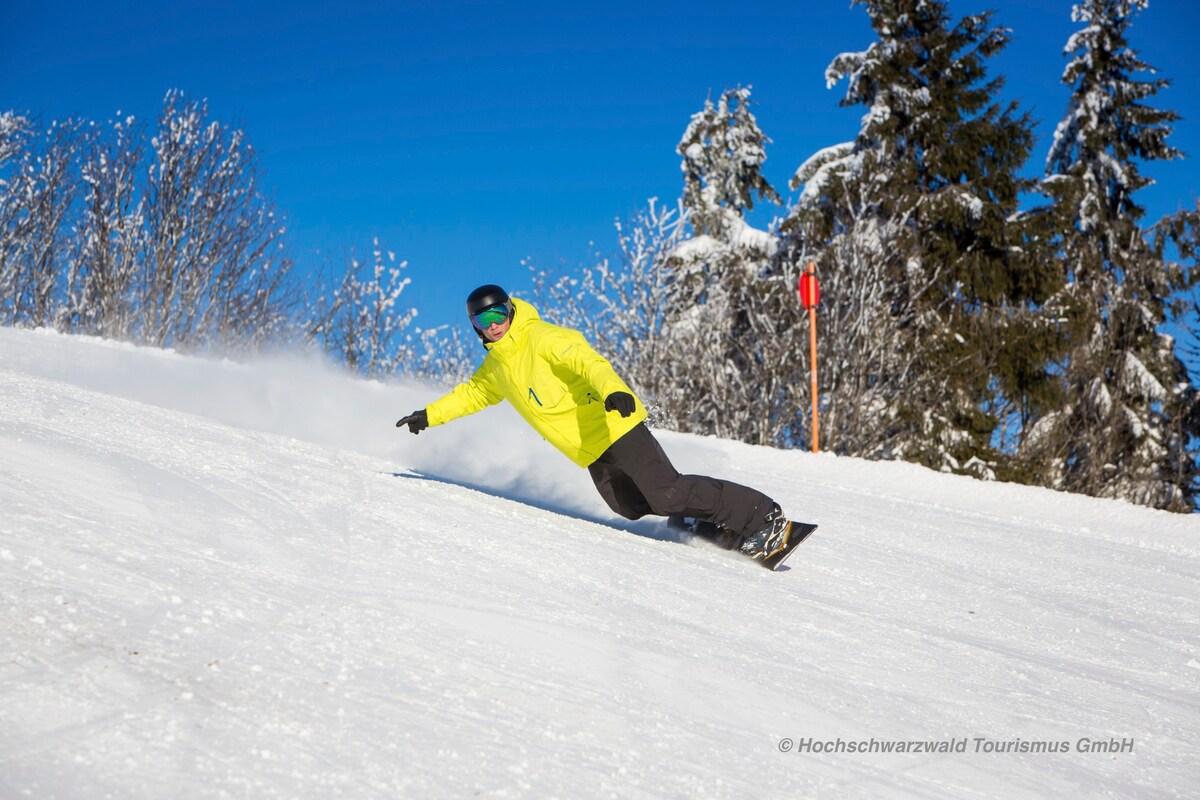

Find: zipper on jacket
<box><xmin>528</xmin><ymin>388</ymin><xmax>543</xmax><ymax>407</ymax></box>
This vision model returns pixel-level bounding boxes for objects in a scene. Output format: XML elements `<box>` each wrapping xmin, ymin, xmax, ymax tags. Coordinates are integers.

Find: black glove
<box><xmin>395</xmin><ymin>409</ymin><xmax>429</xmax><ymax>435</ymax></box>
<box><xmin>604</xmin><ymin>392</ymin><xmax>636</xmax><ymax>418</ymax></box>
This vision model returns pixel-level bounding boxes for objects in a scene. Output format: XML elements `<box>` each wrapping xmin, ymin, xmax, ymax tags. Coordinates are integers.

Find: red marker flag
<box><xmin>798</xmin><ymin>269</ymin><xmax>820</xmax><ymax>310</ymax></box>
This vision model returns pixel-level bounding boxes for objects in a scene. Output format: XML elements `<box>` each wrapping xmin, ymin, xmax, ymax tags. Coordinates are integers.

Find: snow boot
<box><xmin>740</xmin><ymin>504</ymin><xmax>790</xmax><ymax>560</ymax></box>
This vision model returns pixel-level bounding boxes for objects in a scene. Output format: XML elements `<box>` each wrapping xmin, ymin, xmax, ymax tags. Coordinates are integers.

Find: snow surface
<box><xmin>2</xmin><ymin>326</ymin><xmax>1198</xmax><ymax>799</ymax></box>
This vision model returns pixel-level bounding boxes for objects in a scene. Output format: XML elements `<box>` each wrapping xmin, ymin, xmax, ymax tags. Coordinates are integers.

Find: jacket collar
<box><xmin>484</xmin><ymin>297</ymin><xmax>539</xmax><ymax>356</ymax></box>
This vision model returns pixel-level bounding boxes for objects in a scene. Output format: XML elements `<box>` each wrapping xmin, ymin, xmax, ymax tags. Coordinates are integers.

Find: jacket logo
<box><xmin>528</xmin><ymin>388</ymin><xmax>543</xmax><ymax>407</ymax></box>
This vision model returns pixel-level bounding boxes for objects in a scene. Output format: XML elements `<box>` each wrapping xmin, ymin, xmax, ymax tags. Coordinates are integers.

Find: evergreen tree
<box><xmin>666</xmin><ymin>87</ymin><xmax>793</xmax><ymax>443</ymax></box>
<box><xmin>677</xmin><ymin>87</ymin><xmax>781</xmax><ymax>238</ymax></box>
<box><xmin>1022</xmin><ymin>0</ymin><xmax>1199</xmax><ymax>511</ymax></box>
<box><xmin>786</xmin><ymin>0</ymin><xmax>1057</xmax><ymax>475</ymax></box>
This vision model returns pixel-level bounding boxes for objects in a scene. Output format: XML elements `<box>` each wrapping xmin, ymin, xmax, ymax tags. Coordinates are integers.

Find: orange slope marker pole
<box><xmin>799</xmin><ymin>261</ymin><xmax>820</xmax><ymax>453</ymax></box>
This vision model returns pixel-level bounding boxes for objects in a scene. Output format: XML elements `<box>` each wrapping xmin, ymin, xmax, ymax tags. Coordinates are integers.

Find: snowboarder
<box><xmin>395</xmin><ymin>284</ymin><xmax>813</xmax><ymax>566</ymax></box>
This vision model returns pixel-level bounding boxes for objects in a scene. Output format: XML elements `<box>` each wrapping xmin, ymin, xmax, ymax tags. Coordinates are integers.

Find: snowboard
<box><xmin>670</xmin><ymin>516</ymin><xmax>818</xmax><ymax>571</ymax></box>
<box><xmin>757</xmin><ymin>521</ymin><xmax>818</xmax><ymax>571</ymax></box>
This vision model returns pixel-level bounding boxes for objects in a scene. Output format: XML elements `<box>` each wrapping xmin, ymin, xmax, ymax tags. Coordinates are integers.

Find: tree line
<box><xmin>534</xmin><ymin>0</ymin><xmax>1200</xmax><ymax>513</ymax></box>
<box><xmin>2</xmin><ymin>0</ymin><xmax>1197</xmax><ymax>512</ymax></box>
<box><xmin>0</xmin><ymin>91</ymin><xmax>473</xmax><ymax>384</ymax></box>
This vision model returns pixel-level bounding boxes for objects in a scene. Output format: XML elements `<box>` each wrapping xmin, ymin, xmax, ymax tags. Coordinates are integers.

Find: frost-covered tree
<box><xmin>64</xmin><ymin>114</ymin><xmax>147</xmax><ymax>339</ymax></box>
<box><xmin>677</xmin><ymin>86</ymin><xmax>781</xmax><ymax>238</ymax></box>
<box><xmin>785</xmin><ymin>0</ymin><xmax>1053</xmax><ymax>475</ymax></box>
<box><xmin>291</xmin><ymin>237</ymin><xmax>471</xmax><ymax>384</ymax></box>
<box><xmin>672</xmin><ymin>87</ymin><xmax>781</xmax><ymax>317</ymax></box>
<box><xmin>531</xmin><ymin>198</ymin><xmax>689</xmax><ymax>425</ymax></box>
<box><xmin>780</xmin><ymin>195</ymin><xmax>923</xmax><ymax>457</ymax></box>
<box><xmin>311</xmin><ymin>239</ymin><xmax>422</xmax><ymax>379</ymax></box>
<box><xmin>0</xmin><ymin>112</ymin><xmax>30</xmax><ymax>315</ymax></box>
<box><xmin>0</xmin><ymin>93</ymin><xmax>479</xmax><ymax>377</ymax></box>
<box><xmin>0</xmin><ymin>95</ymin><xmax>297</xmax><ymax>350</ymax></box>
<box><xmin>140</xmin><ymin>90</ymin><xmax>293</xmax><ymax>349</ymax></box>
<box><xmin>667</xmin><ymin>87</ymin><xmax>793</xmax><ymax>443</ymax></box>
<box><xmin>1021</xmin><ymin>0</ymin><xmax>1199</xmax><ymax>511</ymax></box>
<box><xmin>0</xmin><ymin>118</ymin><xmax>83</xmax><ymax>329</ymax></box>
<box><xmin>0</xmin><ymin>112</ymin><xmax>27</xmax><ymax>168</ymax></box>
<box><xmin>408</xmin><ymin>320</ymin><xmax>476</xmax><ymax>387</ymax></box>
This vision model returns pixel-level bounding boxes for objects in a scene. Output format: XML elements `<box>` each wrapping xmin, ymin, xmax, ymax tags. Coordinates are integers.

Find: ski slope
<box><xmin>1</xmin><ymin>326</ymin><xmax>1197</xmax><ymax>799</ymax></box>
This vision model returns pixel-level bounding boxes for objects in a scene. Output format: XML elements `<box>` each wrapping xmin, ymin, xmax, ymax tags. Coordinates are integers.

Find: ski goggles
<box><xmin>470</xmin><ymin>302</ymin><xmax>512</xmax><ymax>330</ymax></box>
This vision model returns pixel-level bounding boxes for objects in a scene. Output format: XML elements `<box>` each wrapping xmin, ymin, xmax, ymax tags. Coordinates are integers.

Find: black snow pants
<box><xmin>587</xmin><ymin>423</ymin><xmax>775</xmax><ymax>537</ymax></box>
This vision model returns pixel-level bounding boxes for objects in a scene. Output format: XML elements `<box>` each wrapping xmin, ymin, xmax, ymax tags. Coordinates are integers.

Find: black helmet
<box><xmin>466</xmin><ymin>284</ymin><xmax>510</xmax><ymax>316</ymax></box>
<box><xmin>465</xmin><ymin>284</ymin><xmax>515</xmax><ymax>345</ymax></box>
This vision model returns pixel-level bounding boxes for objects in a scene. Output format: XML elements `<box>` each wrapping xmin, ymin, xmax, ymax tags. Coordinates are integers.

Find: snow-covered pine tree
<box><xmin>786</xmin><ymin>0</ymin><xmax>1055</xmax><ymax>476</ymax></box>
<box><xmin>1164</xmin><ymin>207</ymin><xmax>1200</xmax><ymax>378</ymax></box>
<box><xmin>667</xmin><ymin>87</ymin><xmax>795</xmax><ymax>444</ymax></box>
<box><xmin>677</xmin><ymin>87</ymin><xmax>781</xmax><ymax>240</ymax></box>
<box><xmin>1022</xmin><ymin>0</ymin><xmax>1199</xmax><ymax>511</ymax></box>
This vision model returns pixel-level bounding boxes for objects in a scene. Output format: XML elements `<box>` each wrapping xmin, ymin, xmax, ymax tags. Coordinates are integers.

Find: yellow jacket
<box><xmin>426</xmin><ymin>298</ymin><xmax>647</xmax><ymax>467</ymax></box>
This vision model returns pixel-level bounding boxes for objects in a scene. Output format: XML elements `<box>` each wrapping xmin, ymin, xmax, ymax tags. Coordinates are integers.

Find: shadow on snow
<box><xmin>386</xmin><ymin>469</ymin><xmax>688</xmax><ymax>545</ymax></box>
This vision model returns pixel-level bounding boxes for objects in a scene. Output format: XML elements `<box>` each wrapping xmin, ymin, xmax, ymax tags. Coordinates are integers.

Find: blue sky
<box><xmin>3</xmin><ymin>0</ymin><xmax>1198</xmax><ymax>333</ymax></box>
